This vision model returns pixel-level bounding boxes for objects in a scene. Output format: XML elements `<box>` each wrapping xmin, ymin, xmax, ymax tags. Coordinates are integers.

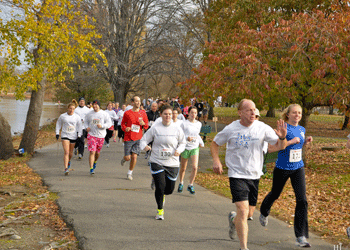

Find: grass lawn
<box><xmin>197</xmin><ymin>107</ymin><xmax>350</xmax><ymax>247</ymax></box>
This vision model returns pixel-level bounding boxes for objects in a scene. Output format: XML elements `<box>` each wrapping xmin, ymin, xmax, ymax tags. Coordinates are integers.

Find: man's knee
<box><xmin>124</xmin><ymin>155</ymin><xmax>131</xmax><ymax>161</ymax></box>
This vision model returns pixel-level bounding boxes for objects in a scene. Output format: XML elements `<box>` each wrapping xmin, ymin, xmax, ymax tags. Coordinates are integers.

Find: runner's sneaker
<box><xmin>64</xmin><ymin>168</ymin><xmax>69</xmax><ymax>176</ymax></box>
<box><xmin>113</xmin><ymin>138</ymin><xmax>117</xmax><ymax>142</ymax></box>
<box><xmin>85</xmin><ymin>144</ymin><xmax>88</xmax><ymax>148</ymax></box>
<box><xmin>259</xmin><ymin>214</ymin><xmax>268</xmax><ymax>227</ymax></box>
<box><xmin>295</xmin><ymin>236</ymin><xmax>311</xmax><ymax>248</ymax></box>
<box><xmin>151</xmin><ymin>179</ymin><xmax>155</xmax><ymax>190</ymax></box>
<box><xmin>155</xmin><ymin>209</ymin><xmax>164</xmax><ymax>220</ymax></box>
<box><xmin>90</xmin><ymin>168</ymin><xmax>94</xmax><ymax>175</ymax></box>
<box><xmin>347</xmin><ymin>227</ymin><xmax>350</xmax><ymax>238</ymax></box>
<box><xmin>228</xmin><ymin>211</ymin><xmax>236</xmax><ymax>239</ymax></box>
<box><xmin>93</xmin><ymin>162</ymin><xmax>97</xmax><ymax>170</ymax></box>
<box><xmin>127</xmin><ymin>174</ymin><xmax>133</xmax><ymax>180</ymax></box>
<box><xmin>74</xmin><ymin>148</ymin><xmax>78</xmax><ymax>155</ymax></box>
<box><xmin>177</xmin><ymin>183</ymin><xmax>183</xmax><ymax>193</ymax></box>
<box><xmin>121</xmin><ymin>158</ymin><xmax>126</xmax><ymax>166</ymax></box>
<box><xmin>78</xmin><ymin>154</ymin><xmax>82</xmax><ymax>160</ymax></box>
<box><xmin>67</xmin><ymin>161</ymin><xmax>71</xmax><ymax>169</ymax></box>
<box><xmin>187</xmin><ymin>185</ymin><xmax>195</xmax><ymax>194</ymax></box>
<box><xmin>106</xmin><ymin>143</ymin><xmax>110</xmax><ymax>148</ymax></box>
<box><xmin>248</xmin><ymin>216</ymin><xmax>253</xmax><ymax>221</ymax></box>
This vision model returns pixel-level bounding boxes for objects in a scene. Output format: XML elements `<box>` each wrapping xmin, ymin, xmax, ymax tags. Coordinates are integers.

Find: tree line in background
<box><xmin>180</xmin><ymin>0</ymin><xmax>350</xmax><ymax>128</ymax></box>
<box><xmin>2</xmin><ymin>0</ymin><xmax>350</xmax><ymax>159</ymax></box>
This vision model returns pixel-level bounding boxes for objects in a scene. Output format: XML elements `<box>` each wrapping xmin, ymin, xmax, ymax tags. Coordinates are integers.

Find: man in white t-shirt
<box><xmin>210</xmin><ymin>99</ymin><xmax>287</xmax><ymax>250</ymax></box>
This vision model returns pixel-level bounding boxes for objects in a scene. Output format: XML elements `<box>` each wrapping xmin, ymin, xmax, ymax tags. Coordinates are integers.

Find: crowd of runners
<box><xmin>55</xmin><ymin>96</ymin><xmax>349</xmax><ymax>250</ymax></box>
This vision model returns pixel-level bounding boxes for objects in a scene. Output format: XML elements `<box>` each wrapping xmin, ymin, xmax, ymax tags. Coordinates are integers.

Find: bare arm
<box><xmin>210</xmin><ymin>141</ymin><xmax>223</xmax><ymax>174</ymax></box>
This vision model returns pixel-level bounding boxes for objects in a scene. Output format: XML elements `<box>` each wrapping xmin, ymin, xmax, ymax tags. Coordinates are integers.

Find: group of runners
<box><xmin>56</xmin><ymin>96</ymin><xmax>338</xmax><ymax>249</ymax></box>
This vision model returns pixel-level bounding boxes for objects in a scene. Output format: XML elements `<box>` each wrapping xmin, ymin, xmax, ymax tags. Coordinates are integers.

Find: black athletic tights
<box><xmin>153</xmin><ymin>171</ymin><xmax>176</xmax><ymax>210</ymax></box>
<box><xmin>260</xmin><ymin>167</ymin><xmax>309</xmax><ymax>238</ymax></box>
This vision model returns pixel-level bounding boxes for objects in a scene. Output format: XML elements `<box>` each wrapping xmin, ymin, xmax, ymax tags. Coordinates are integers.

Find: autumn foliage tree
<box><xmin>0</xmin><ymin>0</ymin><xmax>106</xmax><ymax>156</ymax></box>
<box><xmin>181</xmin><ymin>4</ymin><xmax>350</xmax><ymax>128</ymax></box>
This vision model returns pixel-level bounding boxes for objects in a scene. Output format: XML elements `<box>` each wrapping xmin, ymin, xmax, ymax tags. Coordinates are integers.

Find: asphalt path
<box><xmin>28</xmin><ymin>125</ymin><xmax>336</xmax><ymax>250</ymax></box>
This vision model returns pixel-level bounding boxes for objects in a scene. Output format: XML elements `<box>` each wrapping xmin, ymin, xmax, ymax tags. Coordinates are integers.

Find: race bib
<box><xmin>92</xmin><ymin>119</ymin><xmax>100</xmax><ymax>125</ymax></box>
<box><xmin>289</xmin><ymin>149</ymin><xmax>302</xmax><ymax>162</ymax></box>
<box><xmin>65</xmin><ymin>126</ymin><xmax>75</xmax><ymax>133</ymax></box>
<box><xmin>131</xmin><ymin>124</ymin><xmax>140</xmax><ymax>132</ymax></box>
<box><xmin>189</xmin><ymin>136</ymin><xmax>197</xmax><ymax>143</ymax></box>
<box><xmin>159</xmin><ymin>148</ymin><xmax>172</xmax><ymax>160</ymax></box>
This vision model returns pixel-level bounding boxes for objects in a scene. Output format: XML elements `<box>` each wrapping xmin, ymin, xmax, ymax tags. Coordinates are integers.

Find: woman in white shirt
<box><xmin>105</xmin><ymin>102</ymin><xmax>119</xmax><ymax>147</ymax></box>
<box><xmin>177</xmin><ymin>106</ymin><xmax>204</xmax><ymax>195</ymax></box>
<box><xmin>56</xmin><ymin>99</ymin><xmax>82</xmax><ymax>175</ymax></box>
<box><xmin>140</xmin><ymin>104</ymin><xmax>186</xmax><ymax>220</ymax></box>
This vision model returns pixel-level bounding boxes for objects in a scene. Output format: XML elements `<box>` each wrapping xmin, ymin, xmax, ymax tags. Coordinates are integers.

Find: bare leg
<box><xmin>234</xmin><ymin>201</ymin><xmax>249</xmax><ymax>249</ymax></box>
<box><xmin>62</xmin><ymin>140</ymin><xmax>70</xmax><ymax>169</ymax></box>
<box><xmin>248</xmin><ymin>205</ymin><xmax>256</xmax><ymax>218</ymax></box>
<box><xmin>129</xmin><ymin>153</ymin><xmax>137</xmax><ymax>171</ymax></box>
<box><xmin>179</xmin><ymin>157</ymin><xmax>189</xmax><ymax>183</ymax></box>
<box><xmin>89</xmin><ymin>151</ymin><xmax>96</xmax><ymax>169</ymax></box>
<box><xmin>189</xmin><ymin>154</ymin><xmax>199</xmax><ymax>185</ymax></box>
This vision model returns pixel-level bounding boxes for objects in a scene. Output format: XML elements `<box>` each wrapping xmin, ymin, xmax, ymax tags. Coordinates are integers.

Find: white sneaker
<box><xmin>127</xmin><ymin>174</ymin><xmax>133</xmax><ymax>180</ymax></box>
<box><xmin>228</xmin><ymin>211</ymin><xmax>236</xmax><ymax>239</ymax></box>
<box><xmin>78</xmin><ymin>154</ymin><xmax>82</xmax><ymax>160</ymax></box>
<box><xmin>84</xmin><ymin>144</ymin><xmax>88</xmax><ymax>148</ymax></box>
<box><xmin>295</xmin><ymin>236</ymin><xmax>311</xmax><ymax>247</ymax></box>
<box><xmin>259</xmin><ymin>214</ymin><xmax>268</xmax><ymax>227</ymax></box>
<box><xmin>155</xmin><ymin>209</ymin><xmax>164</xmax><ymax>220</ymax></box>
<box><xmin>106</xmin><ymin>143</ymin><xmax>110</xmax><ymax>148</ymax></box>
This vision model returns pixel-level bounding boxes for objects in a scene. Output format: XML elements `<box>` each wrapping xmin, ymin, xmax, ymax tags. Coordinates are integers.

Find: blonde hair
<box><xmin>237</xmin><ymin>99</ymin><xmax>254</xmax><ymax>110</ymax></box>
<box><xmin>282</xmin><ymin>104</ymin><xmax>302</xmax><ymax>121</ymax></box>
<box><xmin>68</xmin><ymin>99</ymin><xmax>78</xmax><ymax>109</ymax></box>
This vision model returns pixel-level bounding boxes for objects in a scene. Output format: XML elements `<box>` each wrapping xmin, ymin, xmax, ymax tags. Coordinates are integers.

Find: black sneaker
<box><xmin>187</xmin><ymin>185</ymin><xmax>195</xmax><ymax>194</ymax></box>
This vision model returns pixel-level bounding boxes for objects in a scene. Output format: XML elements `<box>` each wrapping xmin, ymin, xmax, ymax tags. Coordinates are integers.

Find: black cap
<box><xmin>92</xmin><ymin>99</ymin><xmax>100</xmax><ymax>107</ymax></box>
<box><xmin>78</xmin><ymin>97</ymin><xmax>85</xmax><ymax>102</ymax></box>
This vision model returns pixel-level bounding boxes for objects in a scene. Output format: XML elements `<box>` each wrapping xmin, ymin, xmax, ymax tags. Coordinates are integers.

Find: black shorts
<box><xmin>229</xmin><ymin>178</ymin><xmax>260</xmax><ymax>206</ymax></box>
<box><xmin>117</xmin><ymin>125</ymin><xmax>124</xmax><ymax>139</ymax></box>
<box><xmin>150</xmin><ymin>163</ymin><xmax>179</xmax><ymax>181</ymax></box>
<box><xmin>61</xmin><ymin>137</ymin><xmax>77</xmax><ymax>144</ymax></box>
<box><xmin>114</xmin><ymin>121</ymin><xmax>118</xmax><ymax>129</ymax></box>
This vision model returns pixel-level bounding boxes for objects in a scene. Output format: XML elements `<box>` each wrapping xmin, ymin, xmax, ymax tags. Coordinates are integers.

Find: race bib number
<box><xmin>131</xmin><ymin>124</ymin><xmax>140</xmax><ymax>132</ymax></box>
<box><xmin>92</xmin><ymin>119</ymin><xmax>100</xmax><ymax>125</ymax></box>
<box><xmin>289</xmin><ymin>149</ymin><xmax>302</xmax><ymax>162</ymax></box>
<box><xmin>159</xmin><ymin>148</ymin><xmax>172</xmax><ymax>160</ymax></box>
<box><xmin>189</xmin><ymin>136</ymin><xmax>197</xmax><ymax>143</ymax></box>
<box><xmin>65</xmin><ymin>126</ymin><xmax>75</xmax><ymax>133</ymax></box>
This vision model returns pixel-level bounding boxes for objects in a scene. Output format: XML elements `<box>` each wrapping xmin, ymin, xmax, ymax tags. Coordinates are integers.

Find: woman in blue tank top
<box><xmin>259</xmin><ymin>104</ymin><xmax>313</xmax><ymax>248</ymax></box>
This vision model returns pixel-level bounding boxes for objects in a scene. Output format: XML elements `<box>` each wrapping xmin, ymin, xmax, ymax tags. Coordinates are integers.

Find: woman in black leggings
<box><xmin>259</xmin><ymin>104</ymin><xmax>313</xmax><ymax>248</ymax></box>
<box><xmin>140</xmin><ymin>104</ymin><xmax>186</xmax><ymax>220</ymax></box>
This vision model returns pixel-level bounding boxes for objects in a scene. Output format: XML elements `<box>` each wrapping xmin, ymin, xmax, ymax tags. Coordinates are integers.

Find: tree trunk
<box><xmin>329</xmin><ymin>105</ymin><xmax>333</xmax><ymax>115</ymax></box>
<box><xmin>0</xmin><ymin>112</ymin><xmax>14</xmax><ymax>159</ymax></box>
<box><xmin>300</xmin><ymin>108</ymin><xmax>311</xmax><ymax>129</ymax></box>
<box><xmin>208</xmin><ymin>105</ymin><xmax>214</xmax><ymax>120</ymax></box>
<box><xmin>266</xmin><ymin>106</ymin><xmax>275</xmax><ymax>117</ymax></box>
<box><xmin>342</xmin><ymin>109</ymin><xmax>350</xmax><ymax>130</ymax></box>
<box><xmin>19</xmin><ymin>80</ymin><xmax>45</xmax><ymax>154</ymax></box>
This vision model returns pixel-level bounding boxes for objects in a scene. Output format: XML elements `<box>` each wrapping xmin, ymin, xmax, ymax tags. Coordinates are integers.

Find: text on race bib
<box><xmin>289</xmin><ymin>149</ymin><xmax>302</xmax><ymax>163</ymax></box>
<box><xmin>131</xmin><ymin>124</ymin><xmax>140</xmax><ymax>132</ymax></box>
<box><xmin>159</xmin><ymin>148</ymin><xmax>172</xmax><ymax>159</ymax></box>
<box><xmin>93</xmin><ymin>119</ymin><xmax>100</xmax><ymax>125</ymax></box>
<box><xmin>65</xmin><ymin>126</ymin><xmax>75</xmax><ymax>133</ymax></box>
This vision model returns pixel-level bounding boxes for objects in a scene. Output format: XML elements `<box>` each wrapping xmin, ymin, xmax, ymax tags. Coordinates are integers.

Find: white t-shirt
<box><xmin>125</xmin><ymin>105</ymin><xmax>133</xmax><ymax>111</ymax></box>
<box><xmin>85</xmin><ymin>110</ymin><xmax>113</xmax><ymax>138</ymax></box>
<box><xmin>181</xmin><ymin>119</ymin><xmax>204</xmax><ymax>150</ymax></box>
<box><xmin>105</xmin><ymin>109</ymin><xmax>119</xmax><ymax>122</ymax></box>
<box><xmin>56</xmin><ymin>113</ymin><xmax>82</xmax><ymax>140</ymax></box>
<box><xmin>74</xmin><ymin>106</ymin><xmax>91</xmax><ymax>129</ymax></box>
<box><xmin>213</xmin><ymin>120</ymin><xmax>279</xmax><ymax>179</ymax></box>
<box><xmin>116</xmin><ymin>110</ymin><xmax>125</xmax><ymax>126</ymax></box>
<box><xmin>140</xmin><ymin>122</ymin><xmax>186</xmax><ymax>167</ymax></box>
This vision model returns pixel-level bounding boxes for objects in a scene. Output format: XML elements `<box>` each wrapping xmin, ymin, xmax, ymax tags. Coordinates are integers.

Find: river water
<box><xmin>0</xmin><ymin>98</ymin><xmax>64</xmax><ymax>135</ymax></box>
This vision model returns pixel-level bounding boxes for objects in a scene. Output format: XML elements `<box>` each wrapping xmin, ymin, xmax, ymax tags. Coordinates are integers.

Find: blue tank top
<box><xmin>276</xmin><ymin>123</ymin><xmax>305</xmax><ymax>170</ymax></box>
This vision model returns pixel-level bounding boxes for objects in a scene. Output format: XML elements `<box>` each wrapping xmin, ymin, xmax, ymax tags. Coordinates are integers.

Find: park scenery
<box><xmin>1</xmin><ymin>0</ymin><xmax>350</xmax><ymax>249</ymax></box>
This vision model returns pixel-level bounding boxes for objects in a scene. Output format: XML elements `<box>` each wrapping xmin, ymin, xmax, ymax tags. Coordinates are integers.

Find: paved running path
<box><xmin>29</xmin><ymin>132</ymin><xmax>335</xmax><ymax>250</ymax></box>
